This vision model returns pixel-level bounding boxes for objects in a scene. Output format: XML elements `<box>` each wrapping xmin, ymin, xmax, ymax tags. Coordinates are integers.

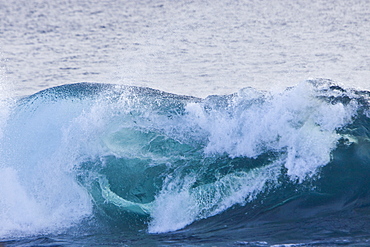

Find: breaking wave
<box><xmin>1</xmin><ymin>79</ymin><xmax>370</xmax><ymax>242</ymax></box>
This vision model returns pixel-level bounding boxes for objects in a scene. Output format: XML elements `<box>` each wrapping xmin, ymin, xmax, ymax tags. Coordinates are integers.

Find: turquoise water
<box><xmin>1</xmin><ymin>81</ymin><xmax>370</xmax><ymax>246</ymax></box>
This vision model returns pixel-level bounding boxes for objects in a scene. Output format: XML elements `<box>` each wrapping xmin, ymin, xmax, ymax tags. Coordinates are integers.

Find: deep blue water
<box><xmin>1</xmin><ymin>80</ymin><xmax>370</xmax><ymax>246</ymax></box>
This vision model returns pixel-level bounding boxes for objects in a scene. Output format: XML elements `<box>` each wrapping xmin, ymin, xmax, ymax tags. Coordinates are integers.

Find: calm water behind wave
<box><xmin>1</xmin><ymin>0</ymin><xmax>369</xmax><ymax>98</ymax></box>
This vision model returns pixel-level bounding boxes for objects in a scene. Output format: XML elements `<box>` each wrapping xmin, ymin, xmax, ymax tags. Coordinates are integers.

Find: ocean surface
<box><xmin>1</xmin><ymin>0</ymin><xmax>370</xmax><ymax>246</ymax></box>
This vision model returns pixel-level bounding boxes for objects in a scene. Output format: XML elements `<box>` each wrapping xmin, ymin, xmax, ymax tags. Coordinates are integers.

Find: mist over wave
<box><xmin>1</xmin><ymin>79</ymin><xmax>370</xmax><ymax>245</ymax></box>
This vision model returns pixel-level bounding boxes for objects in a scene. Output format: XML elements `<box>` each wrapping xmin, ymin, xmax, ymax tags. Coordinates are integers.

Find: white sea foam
<box><xmin>185</xmin><ymin>81</ymin><xmax>357</xmax><ymax>181</ymax></box>
<box><xmin>149</xmin><ymin>162</ymin><xmax>282</xmax><ymax>233</ymax></box>
<box><xmin>0</xmin><ymin>97</ymin><xmax>94</xmax><ymax>238</ymax></box>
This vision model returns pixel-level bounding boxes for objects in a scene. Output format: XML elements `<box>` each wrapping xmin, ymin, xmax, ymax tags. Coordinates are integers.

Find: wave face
<box><xmin>1</xmin><ymin>80</ymin><xmax>370</xmax><ymax>244</ymax></box>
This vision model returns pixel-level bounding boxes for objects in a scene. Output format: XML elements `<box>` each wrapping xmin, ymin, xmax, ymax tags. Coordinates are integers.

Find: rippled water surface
<box><xmin>1</xmin><ymin>0</ymin><xmax>369</xmax><ymax>98</ymax></box>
